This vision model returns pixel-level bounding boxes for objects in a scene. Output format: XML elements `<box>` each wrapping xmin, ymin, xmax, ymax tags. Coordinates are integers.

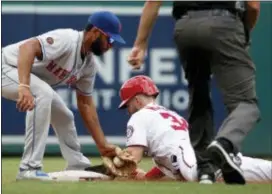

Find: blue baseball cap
<box><xmin>87</xmin><ymin>11</ymin><xmax>125</xmax><ymax>44</ymax></box>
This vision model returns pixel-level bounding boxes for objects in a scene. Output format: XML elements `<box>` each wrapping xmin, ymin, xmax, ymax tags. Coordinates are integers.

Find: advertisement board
<box><xmin>2</xmin><ymin>2</ymin><xmax>271</xmax><ymax>156</ymax></box>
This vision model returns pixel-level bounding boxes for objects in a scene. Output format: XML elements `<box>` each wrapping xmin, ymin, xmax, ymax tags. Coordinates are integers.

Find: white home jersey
<box><xmin>126</xmin><ymin>103</ymin><xmax>193</xmax><ymax>172</ymax></box>
<box><xmin>2</xmin><ymin>28</ymin><xmax>97</xmax><ymax>95</ymax></box>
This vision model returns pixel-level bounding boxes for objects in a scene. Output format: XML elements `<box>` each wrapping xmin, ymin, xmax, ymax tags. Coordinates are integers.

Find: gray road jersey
<box><xmin>2</xmin><ymin>28</ymin><xmax>97</xmax><ymax>96</ymax></box>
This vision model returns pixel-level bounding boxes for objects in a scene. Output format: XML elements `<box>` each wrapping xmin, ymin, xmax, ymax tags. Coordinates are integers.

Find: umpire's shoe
<box><xmin>207</xmin><ymin>140</ymin><xmax>245</xmax><ymax>185</ymax></box>
<box><xmin>199</xmin><ymin>174</ymin><xmax>214</xmax><ymax>184</ymax></box>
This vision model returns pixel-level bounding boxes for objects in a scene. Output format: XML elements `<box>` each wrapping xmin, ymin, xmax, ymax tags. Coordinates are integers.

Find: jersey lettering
<box><xmin>160</xmin><ymin>112</ymin><xmax>188</xmax><ymax>131</ymax></box>
<box><xmin>53</xmin><ymin>67</ymin><xmax>63</xmax><ymax>77</ymax></box>
<box><xmin>146</xmin><ymin>105</ymin><xmax>188</xmax><ymax>131</ymax></box>
<box><xmin>45</xmin><ymin>61</ymin><xmax>78</xmax><ymax>84</ymax></box>
<box><xmin>59</xmin><ymin>69</ymin><xmax>69</xmax><ymax>80</ymax></box>
<box><xmin>46</xmin><ymin>61</ymin><xmax>57</xmax><ymax>71</ymax></box>
<box><xmin>66</xmin><ymin>75</ymin><xmax>78</xmax><ymax>85</ymax></box>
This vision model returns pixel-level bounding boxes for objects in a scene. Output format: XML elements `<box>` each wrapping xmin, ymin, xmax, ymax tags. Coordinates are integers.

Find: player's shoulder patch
<box><xmin>126</xmin><ymin>125</ymin><xmax>134</xmax><ymax>139</ymax></box>
<box><xmin>46</xmin><ymin>37</ymin><xmax>54</xmax><ymax>45</ymax></box>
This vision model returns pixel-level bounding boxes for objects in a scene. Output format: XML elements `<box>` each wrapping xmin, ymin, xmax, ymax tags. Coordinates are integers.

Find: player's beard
<box><xmin>90</xmin><ymin>36</ymin><xmax>104</xmax><ymax>56</ymax></box>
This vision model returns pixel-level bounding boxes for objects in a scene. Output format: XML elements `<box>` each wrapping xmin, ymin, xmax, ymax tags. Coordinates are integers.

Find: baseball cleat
<box><xmin>207</xmin><ymin>141</ymin><xmax>245</xmax><ymax>185</ymax></box>
<box><xmin>199</xmin><ymin>174</ymin><xmax>214</xmax><ymax>184</ymax></box>
<box><xmin>16</xmin><ymin>170</ymin><xmax>52</xmax><ymax>181</ymax></box>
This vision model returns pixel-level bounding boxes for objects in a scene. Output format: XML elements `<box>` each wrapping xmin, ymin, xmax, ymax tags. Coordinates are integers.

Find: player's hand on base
<box><xmin>127</xmin><ymin>47</ymin><xmax>146</xmax><ymax>70</ymax></box>
<box><xmin>98</xmin><ymin>143</ymin><xmax>119</xmax><ymax>157</ymax></box>
<box><xmin>17</xmin><ymin>86</ymin><xmax>35</xmax><ymax>112</ymax></box>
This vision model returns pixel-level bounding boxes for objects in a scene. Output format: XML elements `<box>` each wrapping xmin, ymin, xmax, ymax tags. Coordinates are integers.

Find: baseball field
<box><xmin>2</xmin><ymin>157</ymin><xmax>271</xmax><ymax>194</ymax></box>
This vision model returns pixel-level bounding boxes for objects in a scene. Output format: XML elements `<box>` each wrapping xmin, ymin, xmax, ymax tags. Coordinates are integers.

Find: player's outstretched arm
<box><xmin>76</xmin><ymin>93</ymin><xmax>117</xmax><ymax>157</ymax></box>
<box><xmin>124</xmin><ymin>146</ymin><xmax>145</xmax><ymax>163</ymax></box>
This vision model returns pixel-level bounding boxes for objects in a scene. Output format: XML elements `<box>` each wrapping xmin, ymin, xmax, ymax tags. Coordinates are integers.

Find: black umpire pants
<box><xmin>173</xmin><ymin>10</ymin><xmax>260</xmax><ymax>175</ymax></box>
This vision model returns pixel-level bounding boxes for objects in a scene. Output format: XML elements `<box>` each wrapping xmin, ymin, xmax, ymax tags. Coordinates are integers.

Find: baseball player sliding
<box><xmin>47</xmin><ymin>75</ymin><xmax>271</xmax><ymax>184</ymax></box>
<box><xmin>104</xmin><ymin>75</ymin><xmax>271</xmax><ymax>183</ymax></box>
<box><xmin>2</xmin><ymin>11</ymin><xmax>126</xmax><ymax>180</ymax></box>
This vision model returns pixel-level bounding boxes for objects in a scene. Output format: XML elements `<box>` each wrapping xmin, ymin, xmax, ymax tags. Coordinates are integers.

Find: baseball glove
<box><xmin>102</xmin><ymin>147</ymin><xmax>137</xmax><ymax>177</ymax></box>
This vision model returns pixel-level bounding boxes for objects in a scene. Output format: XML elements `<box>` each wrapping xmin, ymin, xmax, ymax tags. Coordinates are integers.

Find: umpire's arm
<box><xmin>246</xmin><ymin>1</ymin><xmax>260</xmax><ymax>31</ymax></box>
<box><xmin>134</xmin><ymin>1</ymin><xmax>163</xmax><ymax>49</ymax></box>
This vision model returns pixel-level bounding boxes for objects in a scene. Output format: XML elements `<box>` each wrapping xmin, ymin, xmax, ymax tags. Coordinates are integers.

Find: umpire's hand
<box><xmin>127</xmin><ymin>47</ymin><xmax>146</xmax><ymax>70</ymax></box>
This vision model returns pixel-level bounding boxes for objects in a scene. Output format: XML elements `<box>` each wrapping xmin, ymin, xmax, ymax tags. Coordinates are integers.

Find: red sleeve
<box><xmin>145</xmin><ymin>166</ymin><xmax>165</xmax><ymax>179</ymax></box>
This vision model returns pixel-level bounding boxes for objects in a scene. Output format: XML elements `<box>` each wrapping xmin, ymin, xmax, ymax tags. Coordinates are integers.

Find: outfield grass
<box><xmin>2</xmin><ymin>157</ymin><xmax>271</xmax><ymax>194</ymax></box>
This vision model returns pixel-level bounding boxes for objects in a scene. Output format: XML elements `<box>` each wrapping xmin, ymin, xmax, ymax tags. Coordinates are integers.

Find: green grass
<box><xmin>2</xmin><ymin>157</ymin><xmax>271</xmax><ymax>194</ymax></box>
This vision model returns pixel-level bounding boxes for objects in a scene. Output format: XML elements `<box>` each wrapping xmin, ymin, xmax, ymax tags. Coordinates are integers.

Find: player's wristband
<box><xmin>18</xmin><ymin>84</ymin><xmax>30</xmax><ymax>88</ymax></box>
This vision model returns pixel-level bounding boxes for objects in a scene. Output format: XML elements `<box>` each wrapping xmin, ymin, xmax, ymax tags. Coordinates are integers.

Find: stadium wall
<box><xmin>2</xmin><ymin>2</ymin><xmax>271</xmax><ymax>156</ymax></box>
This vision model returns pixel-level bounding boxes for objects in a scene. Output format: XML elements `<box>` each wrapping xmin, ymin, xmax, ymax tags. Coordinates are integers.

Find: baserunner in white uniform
<box><xmin>118</xmin><ymin>75</ymin><xmax>198</xmax><ymax>182</ymax></box>
<box><xmin>2</xmin><ymin>11</ymin><xmax>125</xmax><ymax>180</ymax></box>
<box><xmin>117</xmin><ymin>75</ymin><xmax>272</xmax><ymax>184</ymax></box>
<box><xmin>139</xmin><ymin>153</ymin><xmax>272</xmax><ymax>183</ymax></box>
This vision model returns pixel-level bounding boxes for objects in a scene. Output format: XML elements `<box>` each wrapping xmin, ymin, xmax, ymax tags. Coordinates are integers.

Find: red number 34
<box><xmin>160</xmin><ymin>112</ymin><xmax>188</xmax><ymax>131</ymax></box>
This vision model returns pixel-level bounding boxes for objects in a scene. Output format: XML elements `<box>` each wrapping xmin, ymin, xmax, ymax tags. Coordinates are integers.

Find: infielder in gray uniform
<box><xmin>2</xmin><ymin>11</ymin><xmax>125</xmax><ymax>180</ymax></box>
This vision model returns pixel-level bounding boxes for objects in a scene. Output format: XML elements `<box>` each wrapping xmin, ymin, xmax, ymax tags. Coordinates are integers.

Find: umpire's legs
<box><xmin>212</xmin><ymin>64</ymin><xmax>259</xmax><ymax>152</ymax></box>
<box><xmin>185</xmin><ymin>49</ymin><xmax>216</xmax><ymax>177</ymax></box>
<box><xmin>205</xmin><ymin>15</ymin><xmax>260</xmax><ymax>185</ymax></box>
<box><xmin>174</xmin><ymin>17</ymin><xmax>216</xmax><ymax>180</ymax></box>
<box><xmin>210</xmin><ymin>16</ymin><xmax>260</xmax><ymax>152</ymax></box>
<box><xmin>173</xmin><ymin>12</ymin><xmax>260</xmax><ymax>184</ymax></box>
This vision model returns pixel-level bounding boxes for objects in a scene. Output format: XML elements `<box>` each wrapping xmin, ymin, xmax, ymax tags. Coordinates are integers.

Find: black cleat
<box><xmin>207</xmin><ymin>141</ymin><xmax>245</xmax><ymax>185</ymax></box>
<box><xmin>199</xmin><ymin>174</ymin><xmax>215</xmax><ymax>184</ymax></box>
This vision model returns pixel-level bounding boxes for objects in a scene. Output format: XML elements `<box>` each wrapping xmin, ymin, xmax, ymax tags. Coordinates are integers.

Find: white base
<box><xmin>48</xmin><ymin>170</ymin><xmax>112</xmax><ymax>182</ymax></box>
